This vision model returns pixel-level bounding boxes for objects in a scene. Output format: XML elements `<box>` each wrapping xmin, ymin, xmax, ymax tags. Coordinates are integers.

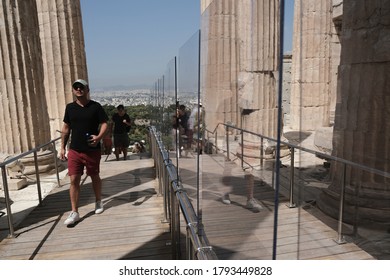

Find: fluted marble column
<box><xmin>236</xmin><ymin>0</ymin><xmax>279</xmax><ymax>137</ymax></box>
<box><xmin>201</xmin><ymin>0</ymin><xmax>240</xmax><ymax>134</ymax></box>
<box><xmin>317</xmin><ymin>0</ymin><xmax>390</xmax><ymax>223</ymax></box>
<box><xmin>201</xmin><ymin>0</ymin><xmax>281</xmax><ymax>169</ymax></box>
<box><xmin>0</xmin><ymin>0</ymin><xmax>51</xmax><ymax>154</ymax></box>
<box><xmin>236</xmin><ymin>0</ymin><xmax>281</xmax><ymax>169</ymax></box>
<box><xmin>290</xmin><ymin>0</ymin><xmax>333</xmax><ymax>130</ymax></box>
<box><xmin>36</xmin><ymin>0</ymin><xmax>88</xmax><ymax>139</ymax></box>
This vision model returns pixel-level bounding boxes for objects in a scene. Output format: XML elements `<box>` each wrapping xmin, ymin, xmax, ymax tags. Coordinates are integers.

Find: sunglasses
<box><xmin>73</xmin><ymin>83</ymin><xmax>85</xmax><ymax>90</ymax></box>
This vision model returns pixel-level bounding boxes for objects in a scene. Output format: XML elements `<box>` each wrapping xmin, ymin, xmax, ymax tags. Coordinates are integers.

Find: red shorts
<box><xmin>67</xmin><ymin>149</ymin><xmax>101</xmax><ymax>176</ymax></box>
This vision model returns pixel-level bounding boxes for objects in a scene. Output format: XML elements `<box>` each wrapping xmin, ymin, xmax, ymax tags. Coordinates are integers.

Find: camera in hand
<box><xmin>86</xmin><ymin>133</ymin><xmax>94</xmax><ymax>146</ymax></box>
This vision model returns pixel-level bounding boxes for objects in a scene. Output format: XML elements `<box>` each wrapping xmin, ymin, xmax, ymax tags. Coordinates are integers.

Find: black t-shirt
<box><xmin>178</xmin><ymin>111</ymin><xmax>189</xmax><ymax>132</ymax></box>
<box><xmin>63</xmin><ymin>100</ymin><xmax>108</xmax><ymax>152</ymax></box>
<box><xmin>112</xmin><ymin>113</ymin><xmax>131</xmax><ymax>134</ymax></box>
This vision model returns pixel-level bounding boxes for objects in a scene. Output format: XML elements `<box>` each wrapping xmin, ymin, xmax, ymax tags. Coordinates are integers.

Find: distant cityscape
<box><xmin>90</xmin><ymin>89</ymin><xmax>152</xmax><ymax>107</ymax></box>
<box><xmin>90</xmin><ymin>89</ymin><xmax>199</xmax><ymax>108</ymax></box>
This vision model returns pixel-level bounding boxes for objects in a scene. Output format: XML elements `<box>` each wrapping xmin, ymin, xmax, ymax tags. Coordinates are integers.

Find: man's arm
<box><xmin>97</xmin><ymin>122</ymin><xmax>108</xmax><ymax>141</ymax></box>
<box><xmin>124</xmin><ymin>114</ymin><xmax>131</xmax><ymax>127</ymax></box>
<box><xmin>88</xmin><ymin>122</ymin><xmax>108</xmax><ymax>147</ymax></box>
<box><xmin>60</xmin><ymin>122</ymin><xmax>70</xmax><ymax>160</ymax></box>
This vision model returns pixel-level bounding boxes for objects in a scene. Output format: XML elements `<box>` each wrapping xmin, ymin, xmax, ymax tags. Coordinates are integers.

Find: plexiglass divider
<box><xmin>149</xmin><ymin>0</ymin><xmax>389</xmax><ymax>260</ymax></box>
<box><xmin>176</xmin><ymin>30</ymin><xmax>202</xmax><ymax>234</ymax></box>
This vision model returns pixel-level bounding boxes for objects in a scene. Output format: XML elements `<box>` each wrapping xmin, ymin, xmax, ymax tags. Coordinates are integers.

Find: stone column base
<box><xmin>317</xmin><ymin>186</ymin><xmax>390</xmax><ymax>225</ymax></box>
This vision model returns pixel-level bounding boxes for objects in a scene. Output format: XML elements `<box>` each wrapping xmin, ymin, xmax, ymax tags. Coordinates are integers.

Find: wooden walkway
<box><xmin>0</xmin><ymin>153</ymin><xmax>171</xmax><ymax>260</ymax></box>
<box><xmin>177</xmin><ymin>152</ymin><xmax>376</xmax><ymax>260</ymax></box>
<box><xmin>0</xmin><ymin>151</ymin><xmax>376</xmax><ymax>260</ymax></box>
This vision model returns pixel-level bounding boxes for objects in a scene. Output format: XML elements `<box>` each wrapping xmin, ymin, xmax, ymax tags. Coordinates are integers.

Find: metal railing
<box><xmin>205</xmin><ymin>123</ymin><xmax>390</xmax><ymax>244</ymax></box>
<box><xmin>149</xmin><ymin>126</ymin><xmax>217</xmax><ymax>260</ymax></box>
<box><xmin>0</xmin><ymin>137</ymin><xmax>62</xmax><ymax>238</ymax></box>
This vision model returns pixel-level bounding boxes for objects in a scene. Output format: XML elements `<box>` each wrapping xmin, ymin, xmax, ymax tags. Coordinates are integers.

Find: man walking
<box><xmin>60</xmin><ymin>79</ymin><xmax>108</xmax><ymax>226</ymax></box>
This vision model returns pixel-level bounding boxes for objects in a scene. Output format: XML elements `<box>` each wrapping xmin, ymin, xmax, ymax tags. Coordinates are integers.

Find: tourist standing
<box><xmin>112</xmin><ymin>104</ymin><xmax>131</xmax><ymax>160</ymax></box>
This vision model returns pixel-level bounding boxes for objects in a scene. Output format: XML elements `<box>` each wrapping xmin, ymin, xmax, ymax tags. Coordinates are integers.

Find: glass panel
<box><xmin>176</xmin><ymin>30</ymin><xmax>202</xmax><ymax>220</ymax></box>
<box><xmin>162</xmin><ymin>58</ymin><xmax>177</xmax><ymax>152</ymax></box>
<box><xmin>199</xmin><ymin>0</ymin><xmax>285</xmax><ymax>260</ymax></box>
<box><xmin>152</xmin><ymin>0</ymin><xmax>389</xmax><ymax>260</ymax></box>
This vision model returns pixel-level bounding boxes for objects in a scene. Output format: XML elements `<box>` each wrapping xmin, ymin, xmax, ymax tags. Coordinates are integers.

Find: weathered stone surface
<box><xmin>7</xmin><ymin>178</ymin><xmax>28</xmax><ymax>191</ymax></box>
<box><xmin>317</xmin><ymin>0</ymin><xmax>390</xmax><ymax>223</ymax></box>
<box><xmin>0</xmin><ymin>0</ymin><xmax>87</xmax><ymax>179</ymax></box>
<box><xmin>201</xmin><ymin>0</ymin><xmax>281</xmax><ymax>169</ymax></box>
<box><xmin>314</xmin><ymin>127</ymin><xmax>333</xmax><ymax>154</ymax></box>
<box><xmin>0</xmin><ymin>0</ymin><xmax>50</xmax><ymax>154</ymax></box>
<box><xmin>290</xmin><ymin>0</ymin><xmax>334</xmax><ymax>131</ymax></box>
<box><xmin>36</xmin><ymin>0</ymin><xmax>88</xmax><ymax>139</ymax></box>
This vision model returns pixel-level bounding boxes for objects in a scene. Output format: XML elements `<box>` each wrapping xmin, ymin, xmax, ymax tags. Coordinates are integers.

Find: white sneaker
<box><xmin>221</xmin><ymin>193</ymin><xmax>231</xmax><ymax>205</ymax></box>
<box><xmin>95</xmin><ymin>200</ymin><xmax>104</xmax><ymax>214</ymax></box>
<box><xmin>246</xmin><ymin>198</ymin><xmax>263</xmax><ymax>212</ymax></box>
<box><xmin>64</xmin><ymin>211</ymin><xmax>80</xmax><ymax>225</ymax></box>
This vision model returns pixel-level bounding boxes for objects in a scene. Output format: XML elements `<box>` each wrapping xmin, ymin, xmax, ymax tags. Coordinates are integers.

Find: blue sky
<box><xmin>80</xmin><ymin>0</ymin><xmax>294</xmax><ymax>90</ymax></box>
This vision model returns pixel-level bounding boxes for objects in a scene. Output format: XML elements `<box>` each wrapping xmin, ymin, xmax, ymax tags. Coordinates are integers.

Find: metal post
<box><xmin>175</xmin><ymin>194</ymin><xmax>181</xmax><ymax>259</ymax></box>
<box><xmin>287</xmin><ymin>147</ymin><xmax>296</xmax><ymax>208</ymax></box>
<box><xmin>226</xmin><ymin>126</ymin><xmax>230</xmax><ymax>161</ymax></box>
<box><xmin>158</xmin><ymin>155</ymin><xmax>163</xmax><ymax>195</ymax></box>
<box><xmin>170</xmin><ymin>189</ymin><xmax>177</xmax><ymax>259</ymax></box>
<box><xmin>215</xmin><ymin>130</ymin><xmax>218</xmax><ymax>154</ymax></box>
<box><xmin>241</xmin><ymin>131</ymin><xmax>244</xmax><ymax>169</ymax></box>
<box><xmin>33</xmin><ymin>151</ymin><xmax>43</xmax><ymax>205</ymax></box>
<box><xmin>186</xmin><ymin>226</ymin><xmax>192</xmax><ymax>260</ymax></box>
<box><xmin>52</xmin><ymin>142</ymin><xmax>61</xmax><ymax>187</ymax></box>
<box><xmin>1</xmin><ymin>166</ymin><xmax>15</xmax><ymax>238</ymax></box>
<box><xmin>260</xmin><ymin>137</ymin><xmax>264</xmax><ymax>168</ymax></box>
<box><xmin>335</xmin><ymin>163</ymin><xmax>347</xmax><ymax>244</ymax></box>
<box><xmin>161</xmin><ymin>169</ymin><xmax>169</xmax><ymax>223</ymax></box>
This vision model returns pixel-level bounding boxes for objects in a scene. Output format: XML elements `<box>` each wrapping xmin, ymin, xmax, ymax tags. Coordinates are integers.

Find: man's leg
<box><xmin>90</xmin><ymin>174</ymin><xmax>102</xmax><ymax>202</ymax></box>
<box><xmin>114</xmin><ymin>136</ymin><xmax>120</xmax><ymax>160</ymax></box>
<box><xmin>115</xmin><ymin>147</ymin><xmax>120</xmax><ymax>160</ymax></box>
<box><xmin>69</xmin><ymin>174</ymin><xmax>82</xmax><ymax>212</ymax></box>
<box><xmin>123</xmin><ymin>134</ymin><xmax>129</xmax><ymax>160</ymax></box>
<box><xmin>90</xmin><ymin>173</ymin><xmax>104</xmax><ymax>214</ymax></box>
<box><xmin>123</xmin><ymin>145</ymin><xmax>127</xmax><ymax>160</ymax></box>
<box><xmin>245</xmin><ymin>171</ymin><xmax>262</xmax><ymax>212</ymax></box>
<box><xmin>64</xmin><ymin>173</ymin><xmax>82</xmax><ymax>225</ymax></box>
<box><xmin>85</xmin><ymin>150</ymin><xmax>104</xmax><ymax>214</ymax></box>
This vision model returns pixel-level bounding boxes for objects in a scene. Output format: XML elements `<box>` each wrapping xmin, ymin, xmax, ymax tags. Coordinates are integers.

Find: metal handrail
<box><xmin>149</xmin><ymin>126</ymin><xmax>217</xmax><ymax>260</ymax></box>
<box><xmin>0</xmin><ymin>137</ymin><xmax>62</xmax><ymax>237</ymax></box>
<box><xmin>222</xmin><ymin>124</ymin><xmax>390</xmax><ymax>179</ymax></box>
<box><xmin>205</xmin><ymin>122</ymin><xmax>390</xmax><ymax>244</ymax></box>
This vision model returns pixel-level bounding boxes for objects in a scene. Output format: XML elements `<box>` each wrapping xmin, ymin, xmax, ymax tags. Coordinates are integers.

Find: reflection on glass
<box><xmin>150</xmin><ymin>0</ymin><xmax>389</xmax><ymax>260</ymax></box>
<box><xmin>177</xmin><ymin>30</ymin><xmax>202</xmax><ymax>226</ymax></box>
<box><xmin>162</xmin><ymin>58</ymin><xmax>177</xmax><ymax>151</ymax></box>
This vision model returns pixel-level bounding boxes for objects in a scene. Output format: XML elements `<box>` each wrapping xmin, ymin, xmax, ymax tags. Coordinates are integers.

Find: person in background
<box><xmin>112</xmin><ymin>104</ymin><xmax>131</xmax><ymax>160</ymax></box>
<box><xmin>60</xmin><ymin>79</ymin><xmax>108</xmax><ymax>226</ymax></box>
<box><xmin>102</xmin><ymin>120</ymin><xmax>113</xmax><ymax>155</ymax></box>
<box><xmin>171</xmin><ymin>104</ymin><xmax>188</xmax><ymax>156</ymax></box>
<box><xmin>178</xmin><ymin>104</ymin><xmax>190</xmax><ymax>154</ymax></box>
<box><xmin>192</xmin><ymin>102</ymin><xmax>205</xmax><ymax>154</ymax></box>
<box><xmin>178</xmin><ymin>104</ymin><xmax>189</xmax><ymax>136</ymax></box>
<box><xmin>186</xmin><ymin>102</ymin><xmax>198</xmax><ymax>154</ymax></box>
